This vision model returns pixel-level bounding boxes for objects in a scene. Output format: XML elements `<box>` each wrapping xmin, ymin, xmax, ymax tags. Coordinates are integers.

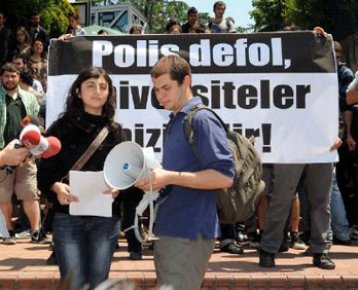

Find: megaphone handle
<box><xmin>148</xmin><ymin>192</ymin><xmax>155</xmax><ymax>238</ymax></box>
<box><xmin>133</xmin><ymin>215</ymin><xmax>143</xmax><ymax>244</ymax></box>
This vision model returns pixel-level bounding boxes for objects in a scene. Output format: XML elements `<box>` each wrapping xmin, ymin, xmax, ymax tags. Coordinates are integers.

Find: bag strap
<box><xmin>183</xmin><ymin>104</ymin><xmax>228</xmax><ymax>146</ymax></box>
<box><xmin>71</xmin><ymin>126</ymin><xmax>109</xmax><ymax>171</ymax></box>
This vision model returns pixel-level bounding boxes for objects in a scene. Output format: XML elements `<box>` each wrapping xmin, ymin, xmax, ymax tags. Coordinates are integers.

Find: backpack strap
<box><xmin>183</xmin><ymin>104</ymin><xmax>228</xmax><ymax>148</ymax></box>
<box><xmin>183</xmin><ymin>105</ymin><xmax>255</xmax><ymax>147</ymax></box>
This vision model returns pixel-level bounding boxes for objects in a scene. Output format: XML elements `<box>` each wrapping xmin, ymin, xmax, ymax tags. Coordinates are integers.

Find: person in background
<box><xmin>0</xmin><ymin>11</ymin><xmax>11</xmax><ymax>68</ymax></box>
<box><xmin>28</xmin><ymin>11</ymin><xmax>48</xmax><ymax>49</ymax></box>
<box><xmin>27</xmin><ymin>38</ymin><xmax>47</xmax><ymax>92</ymax></box>
<box><xmin>346</xmin><ymin>71</ymin><xmax>358</xmax><ymax>105</ymax></box>
<box><xmin>207</xmin><ymin>0</ymin><xmax>240</xmax><ymax>256</ymax></box>
<box><xmin>8</xmin><ymin>26</ymin><xmax>32</xmax><ymax>60</ymax></box>
<box><xmin>98</xmin><ymin>29</ymin><xmax>108</xmax><ymax>36</ymax></box>
<box><xmin>165</xmin><ymin>19</ymin><xmax>182</xmax><ymax>34</ymax></box>
<box><xmin>208</xmin><ymin>1</ymin><xmax>236</xmax><ymax>33</ymax></box>
<box><xmin>66</xmin><ymin>12</ymin><xmax>86</xmax><ymax>36</ymax></box>
<box><xmin>12</xmin><ymin>54</ymin><xmax>44</xmax><ymax>103</ymax></box>
<box><xmin>37</xmin><ymin>67</ymin><xmax>125</xmax><ymax>290</ymax></box>
<box><xmin>136</xmin><ymin>55</ymin><xmax>234</xmax><ymax>290</ymax></box>
<box><xmin>329</xmin><ymin>41</ymin><xmax>353</xmax><ymax>245</ymax></box>
<box><xmin>129</xmin><ymin>25</ymin><xmax>143</xmax><ymax>35</ymax></box>
<box><xmin>181</xmin><ymin>7</ymin><xmax>199</xmax><ymax>33</ymax></box>
<box><xmin>19</xmin><ymin>68</ymin><xmax>44</xmax><ymax>104</ymax></box>
<box><xmin>0</xmin><ymin>63</ymin><xmax>42</xmax><ymax>245</ymax></box>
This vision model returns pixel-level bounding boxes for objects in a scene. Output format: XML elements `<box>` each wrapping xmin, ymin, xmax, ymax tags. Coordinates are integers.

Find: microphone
<box><xmin>1</xmin><ymin>119</ymin><xmax>61</xmax><ymax>174</ymax></box>
<box><xmin>41</xmin><ymin>136</ymin><xmax>62</xmax><ymax>159</ymax></box>
<box><xmin>19</xmin><ymin>124</ymin><xmax>41</xmax><ymax>149</ymax></box>
<box><xmin>29</xmin><ymin>136</ymin><xmax>62</xmax><ymax>158</ymax></box>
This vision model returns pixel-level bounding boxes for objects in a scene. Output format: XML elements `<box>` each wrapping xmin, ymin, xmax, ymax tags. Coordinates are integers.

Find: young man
<box><xmin>0</xmin><ymin>63</ymin><xmax>42</xmax><ymax>244</ymax></box>
<box><xmin>136</xmin><ymin>55</ymin><xmax>234</xmax><ymax>290</ymax></box>
<box><xmin>209</xmin><ymin>1</ymin><xmax>236</xmax><ymax>33</ymax></box>
<box><xmin>181</xmin><ymin>7</ymin><xmax>199</xmax><ymax>33</ymax></box>
<box><xmin>28</xmin><ymin>11</ymin><xmax>48</xmax><ymax>48</ymax></box>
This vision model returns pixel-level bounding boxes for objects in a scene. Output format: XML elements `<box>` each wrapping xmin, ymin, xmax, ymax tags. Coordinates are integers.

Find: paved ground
<box><xmin>1</xmin><ymin>236</ymin><xmax>358</xmax><ymax>289</ymax></box>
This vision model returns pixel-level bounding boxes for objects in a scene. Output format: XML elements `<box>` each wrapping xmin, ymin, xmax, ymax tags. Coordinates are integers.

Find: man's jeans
<box><xmin>53</xmin><ymin>213</ymin><xmax>120</xmax><ymax>290</ymax></box>
<box><xmin>331</xmin><ymin>169</ymin><xmax>350</xmax><ymax>241</ymax></box>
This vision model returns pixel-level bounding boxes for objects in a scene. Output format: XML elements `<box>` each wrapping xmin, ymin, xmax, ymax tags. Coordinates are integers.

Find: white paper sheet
<box><xmin>69</xmin><ymin>170</ymin><xmax>112</xmax><ymax>217</ymax></box>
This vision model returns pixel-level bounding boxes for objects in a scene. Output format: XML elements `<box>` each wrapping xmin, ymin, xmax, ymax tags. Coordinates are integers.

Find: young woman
<box><xmin>9</xmin><ymin>26</ymin><xmax>31</xmax><ymax>58</ymax></box>
<box><xmin>37</xmin><ymin>67</ymin><xmax>125</xmax><ymax>290</ymax></box>
<box><xmin>67</xmin><ymin>12</ymin><xmax>86</xmax><ymax>36</ymax></box>
<box><xmin>27</xmin><ymin>38</ymin><xmax>47</xmax><ymax>91</ymax></box>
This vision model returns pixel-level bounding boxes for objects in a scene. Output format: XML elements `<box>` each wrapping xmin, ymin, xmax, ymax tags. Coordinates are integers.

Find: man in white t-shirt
<box><xmin>209</xmin><ymin>1</ymin><xmax>236</xmax><ymax>33</ymax></box>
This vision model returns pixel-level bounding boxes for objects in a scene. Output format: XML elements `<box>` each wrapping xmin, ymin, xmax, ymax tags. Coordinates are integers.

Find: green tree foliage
<box><xmin>251</xmin><ymin>0</ymin><xmax>358</xmax><ymax>37</ymax></box>
<box><xmin>250</xmin><ymin>0</ymin><xmax>285</xmax><ymax>32</ymax></box>
<box><xmin>0</xmin><ymin>0</ymin><xmax>73</xmax><ymax>38</ymax></box>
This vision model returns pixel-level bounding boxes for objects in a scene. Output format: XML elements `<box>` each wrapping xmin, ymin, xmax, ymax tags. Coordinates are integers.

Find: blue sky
<box><xmin>183</xmin><ymin>0</ymin><xmax>254</xmax><ymax>27</ymax></box>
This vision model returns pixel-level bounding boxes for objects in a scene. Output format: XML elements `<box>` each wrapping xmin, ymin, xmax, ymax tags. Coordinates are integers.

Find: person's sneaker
<box><xmin>3</xmin><ymin>236</ymin><xmax>16</xmax><ymax>245</ymax></box>
<box><xmin>247</xmin><ymin>230</ymin><xmax>261</xmax><ymax>249</ymax></box>
<box><xmin>259</xmin><ymin>249</ymin><xmax>275</xmax><ymax>267</ymax></box>
<box><xmin>31</xmin><ymin>229</ymin><xmax>50</xmax><ymax>244</ymax></box>
<box><xmin>290</xmin><ymin>232</ymin><xmax>307</xmax><ymax>250</ymax></box>
<box><xmin>236</xmin><ymin>224</ymin><xmax>248</xmax><ymax>243</ymax></box>
<box><xmin>313</xmin><ymin>253</ymin><xmax>336</xmax><ymax>270</ymax></box>
<box><xmin>350</xmin><ymin>225</ymin><xmax>358</xmax><ymax>240</ymax></box>
<box><xmin>129</xmin><ymin>251</ymin><xmax>142</xmax><ymax>260</ymax></box>
<box><xmin>220</xmin><ymin>242</ymin><xmax>244</xmax><ymax>255</ymax></box>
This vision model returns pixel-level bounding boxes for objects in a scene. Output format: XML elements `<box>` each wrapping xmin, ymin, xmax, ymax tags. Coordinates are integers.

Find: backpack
<box><xmin>183</xmin><ymin>105</ymin><xmax>265</xmax><ymax>224</ymax></box>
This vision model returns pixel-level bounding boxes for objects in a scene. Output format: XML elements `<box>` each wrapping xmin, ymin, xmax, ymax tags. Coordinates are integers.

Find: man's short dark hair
<box><xmin>213</xmin><ymin>1</ymin><xmax>226</xmax><ymax>10</ymax></box>
<box><xmin>187</xmin><ymin>7</ymin><xmax>198</xmax><ymax>15</ymax></box>
<box><xmin>20</xmin><ymin>68</ymin><xmax>34</xmax><ymax>86</ymax></box>
<box><xmin>1</xmin><ymin>63</ymin><xmax>20</xmax><ymax>75</ymax></box>
<box><xmin>151</xmin><ymin>55</ymin><xmax>191</xmax><ymax>85</ymax></box>
<box><xmin>31</xmin><ymin>11</ymin><xmax>40</xmax><ymax>17</ymax></box>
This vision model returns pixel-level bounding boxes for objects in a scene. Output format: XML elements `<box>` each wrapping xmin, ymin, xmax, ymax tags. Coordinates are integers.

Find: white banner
<box><xmin>46</xmin><ymin>33</ymin><xmax>339</xmax><ymax>163</ymax></box>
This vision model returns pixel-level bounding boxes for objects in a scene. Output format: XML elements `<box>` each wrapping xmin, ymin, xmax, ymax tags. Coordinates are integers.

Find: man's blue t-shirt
<box><xmin>154</xmin><ymin>97</ymin><xmax>235</xmax><ymax>240</ymax></box>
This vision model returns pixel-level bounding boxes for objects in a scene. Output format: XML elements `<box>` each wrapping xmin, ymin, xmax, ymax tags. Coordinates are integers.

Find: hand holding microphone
<box><xmin>1</xmin><ymin>120</ymin><xmax>62</xmax><ymax>174</ymax></box>
<box><xmin>0</xmin><ymin>140</ymin><xmax>29</xmax><ymax>167</ymax></box>
<box><xmin>19</xmin><ymin>123</ymin><xmax>62</xmax><ymax>159</ymax></box>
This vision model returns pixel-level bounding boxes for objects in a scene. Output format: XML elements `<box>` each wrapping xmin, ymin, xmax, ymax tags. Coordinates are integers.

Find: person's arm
<box><xmin>347</xmin><ymin>76</ymin><xmax>358</xmax><ymax>105</ymax></box>
<box><xmin>0</xmin><ymin>139</ymin><xmax>29</xmax><ymax>166</ymax></box>
<box><xmin>347</xmin><ymin>89</ymin><xmax>358</xmax><ymax>105</ymax></box>
<box><xmin>344</xmin><ymin>110</ymin><xmax>356</xmax><ymax>151</ymax></box>
<box><xmin>136</xmin><ymin>167</ymin><xmax>233</xmax><ymax>192</ymax></box>
<box><xmin>329</xmin><ymin>138</ymin><xmax>343</xmax><ymax>151</ymax></box>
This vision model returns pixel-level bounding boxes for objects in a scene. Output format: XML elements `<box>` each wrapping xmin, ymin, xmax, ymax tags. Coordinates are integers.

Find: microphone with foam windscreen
<box><xmin>19</xmin><ymin>124</ymin><xmax>41</xmax><ymax>149</ymax></box>
<box><xmin>28</xmin><ymin>136</ymin><xmax>62</xmax><ymax>158</ymax></box>
<box><xmin>1</xmin><ymin>124</ymin><xmax>62</xmax><ymax>174</ymax></box>
<box><xmin>41</xmin><ymin>136</ymin><xmax>62</xmax><ymax>159</ymax></box>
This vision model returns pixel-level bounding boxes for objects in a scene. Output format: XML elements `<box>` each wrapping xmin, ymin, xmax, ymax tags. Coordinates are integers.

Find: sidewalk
<box><xmin>0</xmin><ymin>237</ymin><xmax>358</xmax><ymax>289</ymax></box>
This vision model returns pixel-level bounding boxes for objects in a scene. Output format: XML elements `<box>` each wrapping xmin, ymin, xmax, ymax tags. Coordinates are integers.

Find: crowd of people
<box><xmin>1</xmin><ymin>1</ymin><xmax>358</xmax><ymax>290</ymax></box>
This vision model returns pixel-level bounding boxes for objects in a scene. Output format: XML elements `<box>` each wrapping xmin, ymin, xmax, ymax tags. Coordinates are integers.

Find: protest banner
<box><xmin>47</xmin><ymin>32</ymin><xmax>338</xmax><ymax>163</ymax></box>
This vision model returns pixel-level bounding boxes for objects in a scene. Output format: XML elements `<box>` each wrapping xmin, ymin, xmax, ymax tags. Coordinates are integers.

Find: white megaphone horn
<box><xmin>104</xmin><ymin>141</ymin><xmax>160</xmax><ymax>189</ymax></box>
<box><xmin>104</xmin><ymin>141</ymin><xmax>161</xmax><ymax>242</ymax></box>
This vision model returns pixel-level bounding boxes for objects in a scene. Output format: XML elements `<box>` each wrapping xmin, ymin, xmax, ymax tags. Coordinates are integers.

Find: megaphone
<box><xmin>104</xmin><ymin>141</ymin><xmax>161</xmax><ymax>243</ymax></box>
<box><xmin>104</xmin><ymin>141</ymin><xmax>161</xmax><ymax>190</ymax></box>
